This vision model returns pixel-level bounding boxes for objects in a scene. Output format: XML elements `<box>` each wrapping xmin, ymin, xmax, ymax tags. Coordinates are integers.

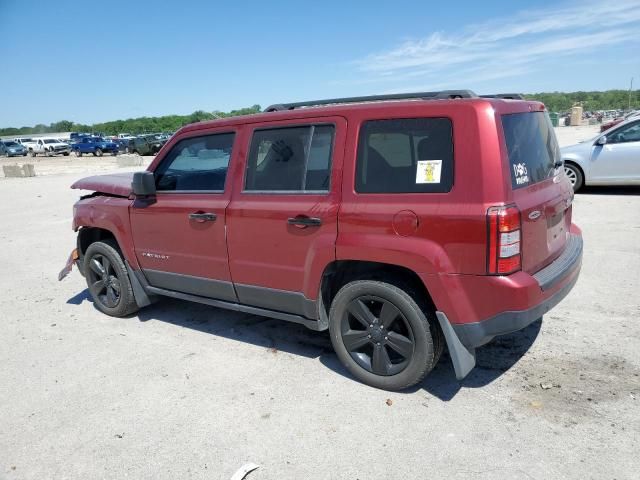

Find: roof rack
<box><xmin>264</xmin><ymin>90</ymin><xmax>478</xmax><ymax>112</ymax></box>
<box><xmin>480</xmin><ymin>93</ymin><xmax>525</xmax><ymax>100</ymax></box>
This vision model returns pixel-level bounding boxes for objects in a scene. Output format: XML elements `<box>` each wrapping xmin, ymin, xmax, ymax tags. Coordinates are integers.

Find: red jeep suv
<box><xmin>60</xmin><ymin>90</ymin><xmax>582</xmax><ymax>390</ymax></box>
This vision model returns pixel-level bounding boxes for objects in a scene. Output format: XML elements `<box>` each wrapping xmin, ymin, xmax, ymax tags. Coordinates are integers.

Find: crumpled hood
<box><xmin>71</xmin><ymin>172</ymin><xmax>135</xmax><ymax>197</ymax></box>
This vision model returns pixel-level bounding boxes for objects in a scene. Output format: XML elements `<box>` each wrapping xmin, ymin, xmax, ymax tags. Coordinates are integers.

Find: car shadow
<box><xmin>68</xmin><ymin>290</ymin><xmax>540</xmax><ymax>400</ymax></box>
<box><xmin>579</xmin><ymin>185</ymin><xmax>640</xmax><ymax>195</ymax></box>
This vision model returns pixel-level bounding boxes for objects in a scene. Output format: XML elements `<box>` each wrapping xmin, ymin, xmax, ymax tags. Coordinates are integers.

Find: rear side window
<box><xmin>356</xmin><ymin>118</ymin><xmax>453</xmax><ymax>193</ymax></box>
<box><xmin>245</xmin><ymin>125</ymin><xmax>334</xmax><ymax>192</ymax></box>
<box><xmin>502</xmin><ymin>112</ymin><xmax>559</xmax><ymax>189</ymax></box>
<box><xmin>154</xmin><ymin>132</ymin><xmax>234</xmax><ymax>192</ymax></box>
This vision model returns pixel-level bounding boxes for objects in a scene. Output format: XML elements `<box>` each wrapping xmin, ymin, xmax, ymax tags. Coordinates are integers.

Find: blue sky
<box><xmin>1</xmin><ymin>0</ymin><xmax>639</xmax><ymax>127</ymax></box>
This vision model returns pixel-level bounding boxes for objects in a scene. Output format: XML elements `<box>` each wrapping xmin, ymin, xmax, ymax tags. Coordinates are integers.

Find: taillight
<box><xmin>487</xmin><ymin>205</ymin><xmax>521</xmax><ymax>274</ymax></box>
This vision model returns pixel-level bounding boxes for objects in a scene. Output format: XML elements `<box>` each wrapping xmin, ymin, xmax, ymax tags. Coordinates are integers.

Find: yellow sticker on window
<box><xmin>416</xmin><ymin>160</ymin><xmax>442</xmax><ymax>184</ymax></box>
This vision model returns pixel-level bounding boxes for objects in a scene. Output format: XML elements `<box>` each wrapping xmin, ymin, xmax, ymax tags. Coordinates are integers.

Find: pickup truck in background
<box><xmin>30</xmin><ymin>138</ymin><xmax>71</xmax><ymax>156</ymax></box>
<box><xmin>72</xmin><ymin>137</ymin><xmax>119</xmax><ymax>157</ymax></box>
<box><xmin>126</xmin><ymin>134</ymin><xmax>166</xmax><ymax>155</ymax></box>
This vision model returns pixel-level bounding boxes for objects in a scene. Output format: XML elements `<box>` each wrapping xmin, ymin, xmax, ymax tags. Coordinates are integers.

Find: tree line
<box><xmin>523</xmin><ymin>89</ymin><xmax>638</xmax><ymax>113</ymax></box>
<box><xmin>0</xmin><ymin>105</ymin><xmax>262</xmax><ymax>137</ymax></box>
<box><xmin>2</xmin><ymin>89</ymin><xmax>639</xmax><ymax>137</ymax></box>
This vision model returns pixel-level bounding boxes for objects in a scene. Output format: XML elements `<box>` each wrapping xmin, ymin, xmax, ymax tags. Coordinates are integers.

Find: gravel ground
<box><xmin>1</xmin><ymin>124</ymin><xmax>638</xmax><ymax>479</ymax></box>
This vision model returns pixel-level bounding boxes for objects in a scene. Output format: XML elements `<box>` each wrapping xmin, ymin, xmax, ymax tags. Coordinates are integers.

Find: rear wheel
<box><xmin>329</xmin><ymin>280</ymin><xmax>442</xmax><ymax>390</ymax></box>
<box><xmin>84</xmin><ymin>240</ymin><xmax>138</xmax><ymax>317</ymax></box>
<box><xmin>564</xmin><ymin>162</ymin><xmax>583</xmax><ymax>192</ymax></box>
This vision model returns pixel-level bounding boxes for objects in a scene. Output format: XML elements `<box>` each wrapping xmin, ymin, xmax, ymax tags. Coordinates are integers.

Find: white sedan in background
<box><xmin>561</xmin><ymin>118</ymin><xmax>640</xmax><ymax>191</ymax></box>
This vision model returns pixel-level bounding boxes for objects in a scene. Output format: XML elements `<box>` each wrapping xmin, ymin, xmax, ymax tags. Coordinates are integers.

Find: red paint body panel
<box><xmin>73</xmin><ymin>195</ymin><xmax>139</xmax><ymax>269</ymax></box>
<box><xmin>129</xmin><ymin>194</ymin><xmax>232</xmax><ymax>281</ymax></box>
<box><xmin>71</xmin><ymin>172</ymin><xmax>134</xmax><ymax>197</ymax></box>
<box><xmin>226</xmin><ymin>117</ymin><xmax>346</xmax><ymax>299</ymax></box>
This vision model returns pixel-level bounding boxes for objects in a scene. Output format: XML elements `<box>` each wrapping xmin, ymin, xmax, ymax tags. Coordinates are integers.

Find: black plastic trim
<box><xmin>235</xmin><ymin>283</ymin><xmax>318</xmax><ymax>320</ymax></box>
<box><xmin>126</xmin><ymin>262</ymin><xmax>156</xmax><ymax>308</ymax></box>
<box><xmin>264</xmin><ymin>90</ymin><xmax>477</xmax><ymax>112</ymax></box>
<box><xmin>143</xmin><ymin>269</ymin><xmax>237</xmax><ymax>302</ymax></box>
<box><xmin>145</xmin><ymin>286</ymin><xmax>322</xmax><ymax>331</ymax></box>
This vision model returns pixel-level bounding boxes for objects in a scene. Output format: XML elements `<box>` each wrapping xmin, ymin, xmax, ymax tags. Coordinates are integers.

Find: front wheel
<box><xmin>564</xmin><ymin>162</ymin><xmax>583</xmax><ymax>192</ymax></box>
<box><xmin>30</xmin><ymin>150</ymin><xmax>36</xmax><ymax>157</ymax></box>
<box><xmin>75</xmin><ymin>150</ymin><xmax>82</xmax><ymax>157</ymax></box>
<box><xmin>95</xmin><ymin>148</ymin><xmax>103</xmax><ymax>157</ymax></box>
<box><xmin>329</xmin><ymin>280</ymin><xmax>442</xmax><ymax>391</ymax></box>
<box><xmin>84</xmin><ymin>240</ymin><xmax>139</xmax><ymax>317</ymax></box>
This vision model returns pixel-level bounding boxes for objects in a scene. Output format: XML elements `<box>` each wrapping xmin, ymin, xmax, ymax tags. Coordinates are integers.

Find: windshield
<box><xmin>4</xmin><ymin>141</ymin><xmax>18</xmax><ymax>147</ymax></box>
<box><xmin>501</xmin><ymin>112</ymin><xmax>560</xmax><ymax>189</ymax></box>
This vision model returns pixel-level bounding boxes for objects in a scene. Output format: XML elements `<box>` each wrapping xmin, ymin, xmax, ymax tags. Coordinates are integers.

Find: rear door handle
<box><xmin>189</xmin><ymin>212</ymin><xmax>217</xmax><ymax>222</ymax></box>
<box><xmin>287</xmin><ymin>216</ymin><xmax>322</xmax><ymax>227</ymax></box>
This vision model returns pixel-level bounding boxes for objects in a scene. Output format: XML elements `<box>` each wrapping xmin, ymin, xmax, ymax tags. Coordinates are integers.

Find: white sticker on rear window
<box><xmin>416</xmin><ymin>160</ymin><xmax>442</xmax><ymax>184</ymax></box>
<box><xmin>513</xmin><ymin>162</ymin><xmax>530</xmax><ymax>186</ymax></box>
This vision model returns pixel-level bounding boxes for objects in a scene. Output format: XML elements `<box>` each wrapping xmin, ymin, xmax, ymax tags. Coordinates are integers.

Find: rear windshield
<box><xmin>501</xmin><ymin>112</ymin><xmax>559</xmax><ymax>189</ymax></box>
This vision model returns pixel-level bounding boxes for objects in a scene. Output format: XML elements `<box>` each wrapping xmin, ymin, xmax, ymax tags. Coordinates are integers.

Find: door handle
<box><xmin>189</xmin><ymin>212</ymin><xmax>217</xmax><ymax>222</ymax></box>
<box><xmin>287</xmin><ymin>216</ymin><xmax>322</xmax><ymax>227</ymax></box>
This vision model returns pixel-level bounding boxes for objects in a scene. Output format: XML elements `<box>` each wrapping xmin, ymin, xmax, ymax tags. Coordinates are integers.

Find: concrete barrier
<box><xmin>2</xmin><ymin>164</ymin><xmax>36</xmax><ymax>177</ymax></box>
<box><xmin>117</xmin><ymin>155</ymin><xmax>144</xmax><ymax>167</ymax></box>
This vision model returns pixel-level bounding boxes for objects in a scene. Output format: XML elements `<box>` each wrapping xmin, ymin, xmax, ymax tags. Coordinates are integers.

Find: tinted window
<box><xmin>356</xmin><ymin>118</ymin><xmax>453</xmax><ymax>193</ymax></box>
<box><xmin>245</xmin><ymin>125</ymin><xmax>334</xmax><ymax>192</ymax></box>
<box><xmin>502</xmin><ymin>112</ymin><xmax>559</xmax><ymax>189</ymax></box>
<box><xmin>154</xmin><ymin>133</ymin><xmax>234</xmax><ymax>192</ymax></box>
<box><xmin>608</xmin><ymin>121</ymin><xmax>640</xmax><ymax>143</ymax></box>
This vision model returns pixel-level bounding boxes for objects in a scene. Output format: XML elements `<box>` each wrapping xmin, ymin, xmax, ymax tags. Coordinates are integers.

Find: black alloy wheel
<box><xmin>87</xmin><ymin>253</ymin><xmax>122</xmax><ymax>309</ymax></box>
<box><xmin>341</xmin><ymin>295</ymin><xmax>415</xmax><ymax>376</ymax></box>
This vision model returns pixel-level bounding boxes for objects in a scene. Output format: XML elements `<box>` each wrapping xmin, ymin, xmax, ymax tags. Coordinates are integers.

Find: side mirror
<box><xmin>131</xmin><ymin>171</ymin><xmax>156</xmax><ymax>196</ymax></box>
<box><xmin>596</xmin><ymin>136</ymin><xmax>607</xmax><ymax>146</ymax></box>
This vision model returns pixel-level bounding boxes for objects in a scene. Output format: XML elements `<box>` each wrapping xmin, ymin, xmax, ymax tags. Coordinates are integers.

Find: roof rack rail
<box><xmin>264</xmin><ymin>90</ymin><xmax>478</xmax><ymax>112</ymax></box>
<box><xmin>480</xmin><ymin>93</ymin><xmax>525</xmax><ymax>100</ymax></box>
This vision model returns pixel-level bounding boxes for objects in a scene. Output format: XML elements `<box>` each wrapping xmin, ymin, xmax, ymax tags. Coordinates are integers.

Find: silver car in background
<box><xmin>0</xmin><ymin>140</ymin><xmax>28</xmax><ymax>157</ymax></box>
<box><xmin>561</xmin><ymin>117</ymin><xmax>640</xmax><ymax>191</ymax></box>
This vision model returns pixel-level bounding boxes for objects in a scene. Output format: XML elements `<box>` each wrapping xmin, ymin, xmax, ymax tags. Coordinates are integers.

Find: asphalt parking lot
<box><xmin>1</xmin><ymin>126</ymin><xmax>639</xmax><ymax>479</ymax></box>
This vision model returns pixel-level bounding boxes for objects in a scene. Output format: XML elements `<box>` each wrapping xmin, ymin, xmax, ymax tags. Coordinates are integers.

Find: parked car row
<box><xmin>4</xmin><ymin>137</ymin><xmax>71</xmax><ymax>157</ymax></box>
<box><xmin>4</xmin><ymin>132</ymin><xmax>173</xmax><ymax>158</ymax></box>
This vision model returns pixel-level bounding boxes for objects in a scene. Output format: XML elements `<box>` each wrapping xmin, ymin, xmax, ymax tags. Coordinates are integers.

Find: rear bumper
<box><xmin>433</xmin><ymin>231</ymin><xmax>583</xmax><ymax>379</ymax></box>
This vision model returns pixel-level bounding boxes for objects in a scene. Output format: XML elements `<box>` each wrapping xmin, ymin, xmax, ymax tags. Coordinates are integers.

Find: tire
<box><xmin>30</xmin><ymin>150</ymin><xmax>36</xmax><ymax>157</ymax></box>
<box><xmin>95</xmin><ymin>148</ymin><xmax>103</xmax><ymax>157</ymax></box>
<box><xmin>83</xmin><ymin>240</ymin><xmax>139</xmax><ymax>317</ymax></box>
<box><xmin>328</xmin><ymin>280</ymin><xmax>442</xmax><ymax>391</ymax></box>
<box><xmin>63</xmin><ymin>152</ymin><xmax>69</xmax><ymax>156</ymax></box>
<box><xmin>76</xmin><ymin>150</ymin><xmax>82</xmax><ymax>157</ymax></box>
<box><xmin>564</xmin><ymin>162</ymin><xmax>584</xmax><ymax>192</ymax></box>
<box><xmin>22</xmin><ymin>152</ymin><xmax>27</xmax><ymax>156</ymax></box>
<box><xmin>125</xmin><ymin>146</ymin><xmax>130</xmax><ymax>154</ymax></box>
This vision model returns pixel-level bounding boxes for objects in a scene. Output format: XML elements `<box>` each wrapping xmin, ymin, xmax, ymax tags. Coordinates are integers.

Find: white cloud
<box><xmin>353</xmin><ymin>0</ymin><xmax>640</xmax><ymax>87</ymax></box>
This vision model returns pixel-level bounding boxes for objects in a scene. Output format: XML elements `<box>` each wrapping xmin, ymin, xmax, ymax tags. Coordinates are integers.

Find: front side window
<box><xmin>245</xmin><ymin>125</ymin><xmax>334</xmax><ymax>192</ymax></box>
<box><xmin>356</xmin><ymin>118</ymin><xmax>454</xmax><ymax>193</ymax></box>
<box><xmin>154</xmin><ymin>132</ymin><xmax>235</xmax><ymax>192</ymax></box>
<box><xmin>608</xmin><ymin>121</ymin><xmax>640</xmax><ymax>144</ymax></box>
